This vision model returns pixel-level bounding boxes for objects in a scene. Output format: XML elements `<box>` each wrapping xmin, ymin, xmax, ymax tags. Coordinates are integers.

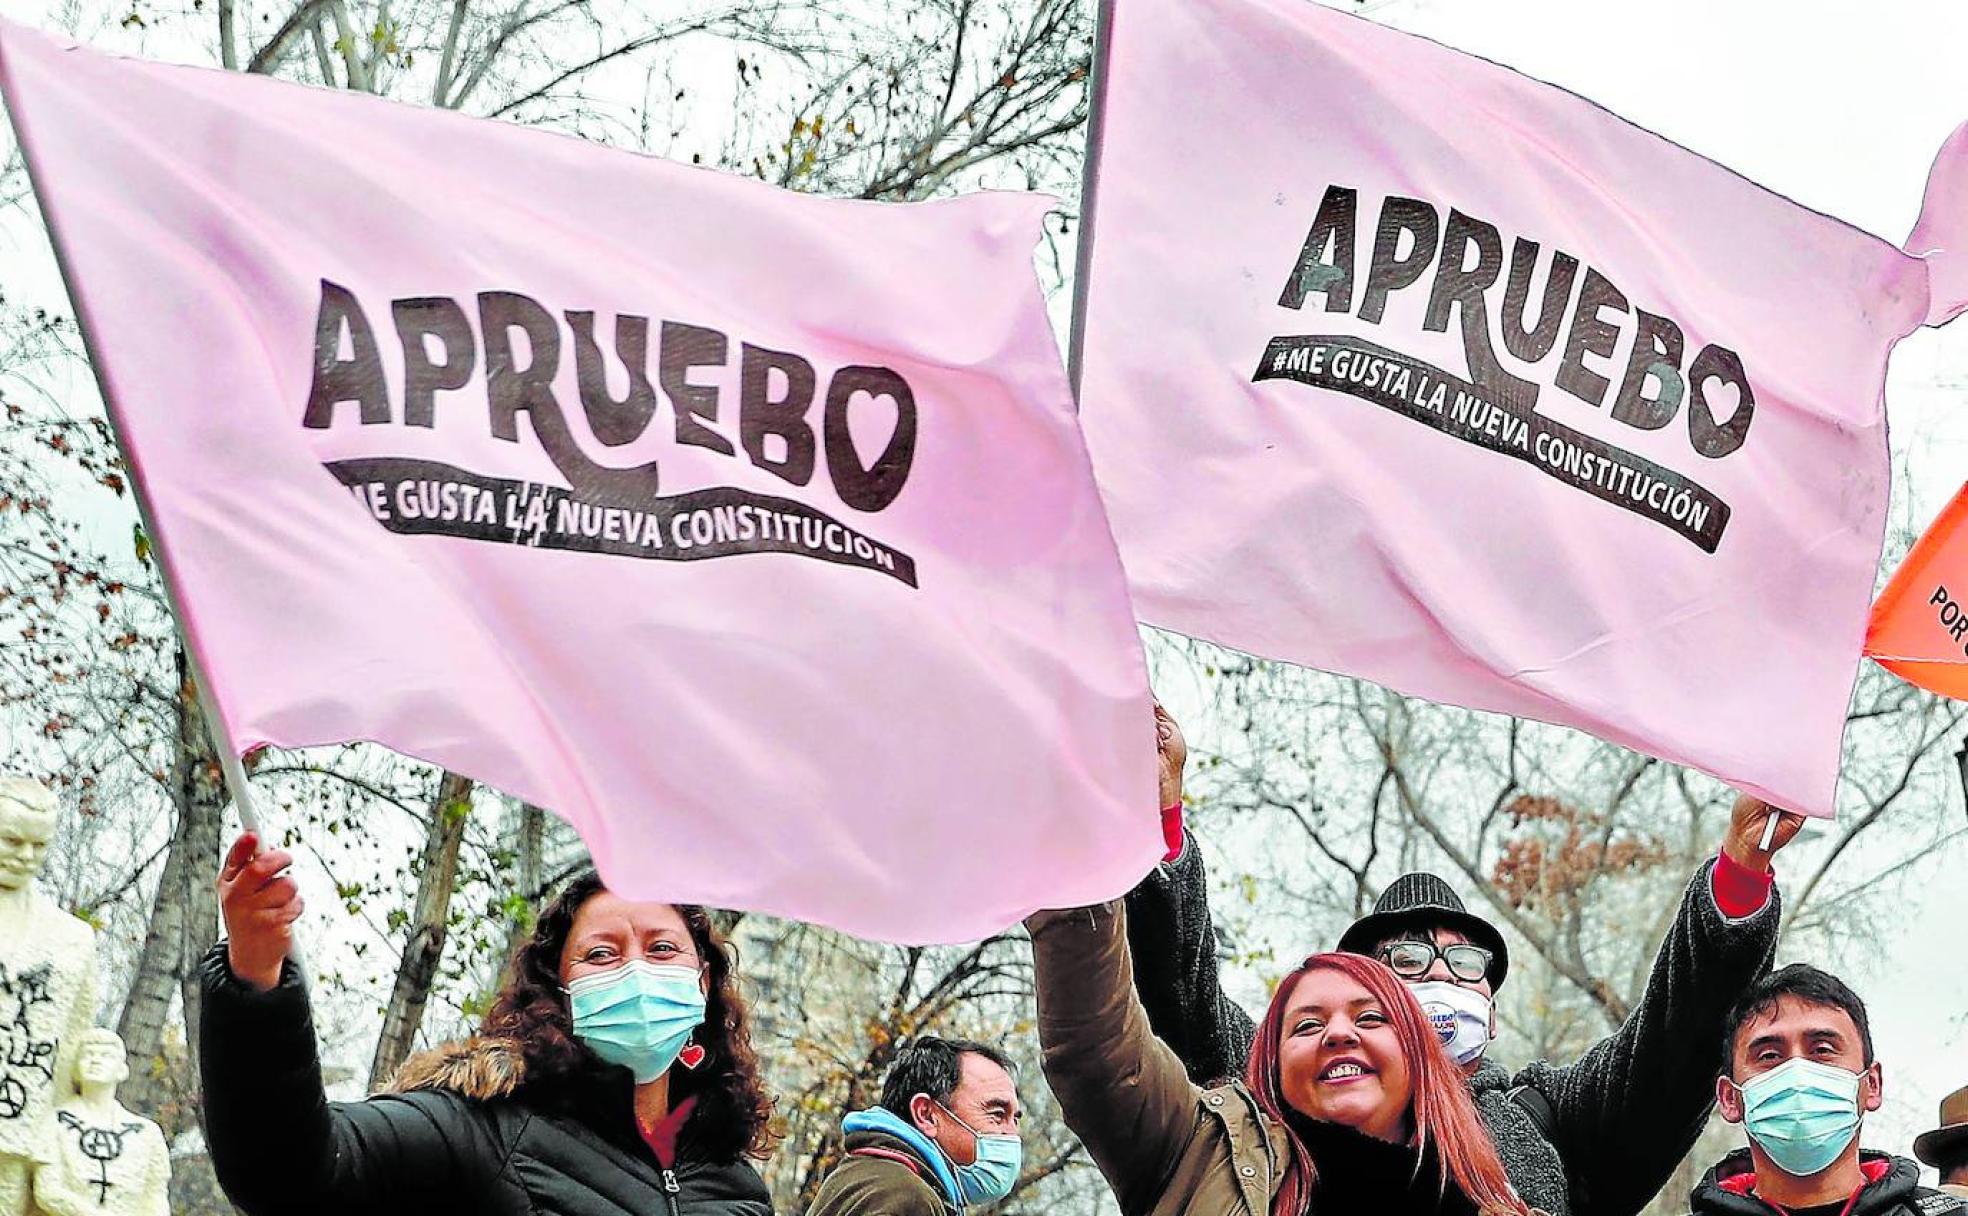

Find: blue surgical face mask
<box><xmin>1735</xmin><ymin>1057</ymin><xmax>1865</xmax><ymax>1177</ymax></box>
<box><xmin>565</xmin><ymin>960</ymin><xmax>706</xmax><ymax>1083</ymax></box>
<box><xmin>933</xmin><ymin>1100</ymin><xmax>1022</xmax><ymax>1206</ymax></box>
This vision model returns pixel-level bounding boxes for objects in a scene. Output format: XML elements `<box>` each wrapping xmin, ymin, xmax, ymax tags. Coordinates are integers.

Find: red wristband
<box><xmin>1711</xmin><ymin>849</ymin><xmax>1774</xmax><ymax>919</ymax></box>
<box><xmin>1160</xmin><ymin>804</ymin><xmax>1184</xmax><ymax>862</ymax></box>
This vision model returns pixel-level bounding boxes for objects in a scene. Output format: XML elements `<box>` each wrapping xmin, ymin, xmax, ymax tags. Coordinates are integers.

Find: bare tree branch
<box><xmin>1787</xmin><ymin>699</ymin><xmax>1962</xmax><ymax>927</ymax></box>
<box><xmin>245</xmin><ymin>0</ymin><xmax>336</xmax><ymax>76</ymax></box>
<box><xmin>329</xmin><ymin>0</ymin><xmax>373</xmax><ymax>92</ymax></box>
<box><xmin>310</xmin><ymin>16</ymin><xmax>341</xmax><ymax>85</ymax></box>
<box><xmin>432</xmin><ymin>0</ymin><xmax>470</xmax><ymax>106</ymax></box>
<box><xmin>485</xmin><ymin>16</ymin><xmax>728</xmax><ymax>119</ymax></box>
<box><xmin>445</xmin><ymin>0</ymin><xmax>591</xmax><ymax>112</ymax></box>
<box><xmin>1369</xmin><ymin>708</ymin><xmax>1631</xmax><ymax>1026</ymax></box>
<box><xmin>218</xmin><ymin>0</ymin><xmax>240</xmax><ymax>70</ymax></box>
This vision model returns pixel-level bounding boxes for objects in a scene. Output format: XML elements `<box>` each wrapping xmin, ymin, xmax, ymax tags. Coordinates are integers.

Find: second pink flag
<box><xmin>1076</xmin><ymin>0</ymin><xmax>1968</xmax><ymax>816</ymax></box>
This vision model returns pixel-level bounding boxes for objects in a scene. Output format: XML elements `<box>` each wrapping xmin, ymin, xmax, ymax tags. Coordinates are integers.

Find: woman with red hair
<box><xmin>1029</xmin><ymin>894</ymin><xmax>1534</xmax><ymax>1216</ymax></box>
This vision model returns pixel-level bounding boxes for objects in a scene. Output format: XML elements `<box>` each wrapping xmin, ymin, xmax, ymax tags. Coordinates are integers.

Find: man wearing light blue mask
<box><xmin>806</xmin><ymin>1037</ymin><xmax>1023</xmax><ymax>1216</ymax></box>
<box><xmin>1689</xmin><ymin>964</ymin><xmax>1964</xmax><ymax>1216</ymax></box>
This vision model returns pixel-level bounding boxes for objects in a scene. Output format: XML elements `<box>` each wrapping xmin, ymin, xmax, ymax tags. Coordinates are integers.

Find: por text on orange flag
<box><xmin>1866</xmin><ymin>483</ymin><xmax>1968</xmax><ymax>699</ymax></box>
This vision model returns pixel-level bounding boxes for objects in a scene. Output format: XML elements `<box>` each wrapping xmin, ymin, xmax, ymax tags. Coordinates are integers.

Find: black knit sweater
<box><xmin>1287</xmin><ymin>1117</ymin><xmax>1482</xmax><ymax>1216</ymax></box>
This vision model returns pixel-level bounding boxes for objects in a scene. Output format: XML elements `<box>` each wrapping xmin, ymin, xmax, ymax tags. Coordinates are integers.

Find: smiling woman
<box><xmin>1248</xmin><ymin>953</ymin><xmax>1525</xmax><ymax>1216</ymax></box>
<box><xmin>1028</xmin><ymin>907</ymin><xmax>1534</xmax><ymax>1216</ymax></box>
<box><xmin>1265</xmin><ymin>963</ymin><xmax>1417</xmax><ymax>1140</ymax></box>
<box><xmin>1027</xmin><ymin>721</ymin><xmax>1536</xmax><ymax>1216</ymax></box>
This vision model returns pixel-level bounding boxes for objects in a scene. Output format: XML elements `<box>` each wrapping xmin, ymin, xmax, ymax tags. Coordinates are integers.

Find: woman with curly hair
<box><xmin>198</xmin><ymin>832</ymin><xmax>777</xmax><ymax>1215</ymax></box>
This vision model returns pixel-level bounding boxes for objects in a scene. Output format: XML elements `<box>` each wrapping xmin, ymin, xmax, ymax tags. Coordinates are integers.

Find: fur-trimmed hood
<box><xmin>198</xmin><ymin>939</ymin><xmax>776</xmax><ymax>1215</ymax></box>
<box><xmin>381</xmin><ymin>1036</ymin><xmax>528</xmax><ymax>1101</ymax></box>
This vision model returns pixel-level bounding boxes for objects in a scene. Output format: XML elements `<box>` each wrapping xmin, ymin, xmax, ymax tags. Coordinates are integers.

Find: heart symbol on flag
<box><xmin>1692</xmin><ymin>372</ymin><xmax>1751</xmax><ymax>458</ymax></box>
<box><xmin>842</xmin><ymin>387</ymin><xmax>909</xmax><ymax>475</ymax></box>
<box><xmin>1699</xmin><ymin>374</ymin><xmax>1742</xmax><ymax>420</ymax></box>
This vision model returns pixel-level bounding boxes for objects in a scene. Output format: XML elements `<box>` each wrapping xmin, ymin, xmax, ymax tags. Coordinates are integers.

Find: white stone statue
<box><xmin>31</xmin><ymin>1030</ymin><xmax>168</xmax><ymax>1216</ymax></box>
<box><xmin>0</xmin><ymin>778</ymin><xmax>98</xmax><ymax>1216</ymax></box>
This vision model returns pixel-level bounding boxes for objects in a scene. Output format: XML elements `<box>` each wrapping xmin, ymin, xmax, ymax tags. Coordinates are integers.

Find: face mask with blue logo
<box><xmin>1733</xmin><ymin>1057</ymin><xmax>1865</xmax><ymax>1177</ymax></box>
<box><xmin>565</xmin><ymin>959</ymin><xmax>706</xmax><ymax>1083</ymax></box>
<box><xmin>932</xmin><ymin>1100</ymin><xmax>1022</xmax><ymax>1206</ymax></box>
<box><xmin>1408</xmin><ymin>980</ymin><xmax>1492</xmax><ymax>1066</ymax></box>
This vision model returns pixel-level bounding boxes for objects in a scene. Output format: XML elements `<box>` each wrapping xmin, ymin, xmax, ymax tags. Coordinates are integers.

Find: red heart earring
<box><xmin>677</xmin><ymin>1041</ymin><xmax>706</xmax><ymax>1071</ymax></box>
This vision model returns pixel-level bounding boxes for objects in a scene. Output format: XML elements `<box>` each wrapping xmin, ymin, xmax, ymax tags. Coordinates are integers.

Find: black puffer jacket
<box><xmin>1688</xmin><ymin>1149</ymin><xmax>1966</xmax><ymax>1216</ymax></box>
<box><xmin>197</xmin><ymin>942</ymin><xmax>774</xmax><ymax>1216</ymax></box>
<box><xmin>1125</xmin><ymin>834</ymin><xmax>1781</xmax><ymax>1216</ymax></box>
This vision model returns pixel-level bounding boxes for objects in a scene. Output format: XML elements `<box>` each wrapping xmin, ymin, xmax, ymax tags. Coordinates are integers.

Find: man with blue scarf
<box><xmin>807</xmin><ymin>1037</ymin><xmax>1024</xmax><ymax>1216</ymax></box>
<box><xmin>1689</xmin><ymin>964</ymin><xmax>1964</xmax><ymax>1216</ymax></box>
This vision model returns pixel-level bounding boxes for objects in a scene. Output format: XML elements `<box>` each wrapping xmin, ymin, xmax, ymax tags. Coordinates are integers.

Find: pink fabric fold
<box><xmin>1907</xmin><ymin>120</ymin><xmax>1968</xmax><ymax>326</ymax></box>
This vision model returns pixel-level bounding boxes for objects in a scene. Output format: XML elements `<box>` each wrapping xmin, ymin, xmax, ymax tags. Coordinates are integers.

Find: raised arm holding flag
<box><xmin>1129</xmin><ymin>707</ymin><xmax>1803</xmax><ymax>1216</ymax></box>
<box><xmin>203</xmin><ymin>842</ymin><xmax>777</xmax><ymax>1216</ymax></box>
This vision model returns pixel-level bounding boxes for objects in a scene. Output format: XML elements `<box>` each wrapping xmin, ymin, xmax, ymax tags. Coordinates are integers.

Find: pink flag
<box><xmin>0</xmin><ymin>22</ymin><xmax>1158</xmax><ymax>942</ymax></box>
<box><xmin>1075</xmin><ymin>0</ymin><xmax>1968</xmax><ymax>818</ymax></box>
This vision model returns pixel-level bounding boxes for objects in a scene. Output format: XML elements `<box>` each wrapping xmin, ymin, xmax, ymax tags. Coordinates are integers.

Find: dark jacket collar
<box><xmin>839</xmin><ymin>1108</ymin><xmax>962</xmax><ymax>1208</ymax></box>
<box><xmin>1692</xmin><ymin>1148</ymin><xmax>1929</xmax><ymax>1216</ymax></box>
<box><xmin>391</xmin><ymin>1036</ymin><xmax>717</xmax><ymax>1164</ymax></box>
<box><xmin>1466</xmin><ymin>1057</ymin><xmax>1514</xmax><ymax>1094</ymax></box>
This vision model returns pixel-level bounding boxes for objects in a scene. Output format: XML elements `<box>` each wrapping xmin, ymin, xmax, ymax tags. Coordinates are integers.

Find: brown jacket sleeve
<box><xmin>1027</xmin><ymin>901</ymin><xmax>1203</xmax><ymax>1216</ymax></box>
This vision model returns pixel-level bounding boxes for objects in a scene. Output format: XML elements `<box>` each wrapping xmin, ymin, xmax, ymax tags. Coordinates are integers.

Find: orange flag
<box><xmin>1866</xmin><ymin>484</ymin><xmax>1968</xmax><ymax>699</ymax></box>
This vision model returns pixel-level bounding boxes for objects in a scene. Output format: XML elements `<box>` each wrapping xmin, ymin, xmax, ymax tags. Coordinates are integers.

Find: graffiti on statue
<box><xmin>55</xmin><ymin>1112</ymin><xmax>146</xmax><ymax>1206</ymax></box>
<box><xmin>0</xmin><ymin>961</ymin><xmax>58</xmax><ymax>1122</ymax></box>
<box><xmin>33</xmin><ymin>1030</ymin><xmax>170</xmax><ymax>1216</ymax></box>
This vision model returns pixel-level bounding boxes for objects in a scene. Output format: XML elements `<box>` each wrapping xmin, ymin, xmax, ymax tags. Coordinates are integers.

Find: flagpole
<box><xmin>1065</xmin><ymin>0</ymin><xmax>1118</xmax><ymax>403</ymax></box>
<box><xmin>178</xmin><ymin>609</ymin><xmax>267</xmax><ymax>840</ymax></box>
<box><xmin>65</xmin><ymin>347</ymin><xmax>265</xmax><ymax>843</ymax></box>
<box><xmin>2</xmin><ymin>63</ymin><xmax>265</xmax><ymax>840</ymax></box>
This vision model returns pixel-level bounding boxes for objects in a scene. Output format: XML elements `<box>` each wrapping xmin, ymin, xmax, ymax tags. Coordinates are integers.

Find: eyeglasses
<box><xmin>1379</xmin><ymin>939</ymin><xmax>1493</xmax><ymax>984</ymax></box>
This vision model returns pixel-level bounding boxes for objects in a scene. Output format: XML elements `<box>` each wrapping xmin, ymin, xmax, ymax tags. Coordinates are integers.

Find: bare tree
<box><xmin>369</xmin><ymin>768</ymin><xmax>475</xmax><ymax>1088</ymax></box>
<box><xmin>746</xmin><ymin>0</ymin><xmax>1090</xmax><ymax>201</ymax></box>
<box><xmin>110</xmin><ymin>654</ymin><xmax>226</xmax><ymax>1130</ymax></box>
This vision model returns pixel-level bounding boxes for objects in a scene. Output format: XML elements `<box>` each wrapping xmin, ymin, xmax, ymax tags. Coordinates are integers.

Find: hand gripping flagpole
<box><xmin>2</xmin><ymin>56</ymin><xmax>265</xmax><ymax>842</ymax></box>
<box><xmin>1065</xmin><ymin>0</ymin><xmax>1118</xmax><ymax>404</ymax></box>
